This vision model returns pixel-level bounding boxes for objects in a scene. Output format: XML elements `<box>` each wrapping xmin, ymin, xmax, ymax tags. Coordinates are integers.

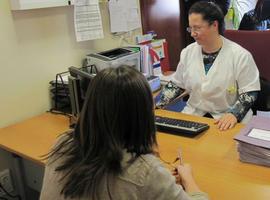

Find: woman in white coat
<box><xmin>157</xmin><ymin>1</ymin><xmax>260</xmax><ymax>131</ymax></box>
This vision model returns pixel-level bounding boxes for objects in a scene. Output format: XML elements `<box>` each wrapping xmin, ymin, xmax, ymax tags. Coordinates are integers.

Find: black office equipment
<box><xmin>50</xmin><ymin>71</ymin><xmax>71</xmax><ymax>114</ymax></box>
<box><xmin>68</xmin><ymin>66</ymin><xmax>95</xmax><ymax>117</ymax></box>
<box><xmin>155</xmin><ymin>116</ymin><xmax>209</xmax><ymax>137</ymax></box>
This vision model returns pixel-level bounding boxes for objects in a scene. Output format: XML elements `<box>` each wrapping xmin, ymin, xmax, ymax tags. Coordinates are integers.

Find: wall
<box><xmin>0</xmin><ymin>0</ymin><xmax>141</xmax><ymax>194</ymax></box>
<box><xmin>0</xmin><ymin>0</ymin><xmax>141</xmax><ymax>128</ymax></box>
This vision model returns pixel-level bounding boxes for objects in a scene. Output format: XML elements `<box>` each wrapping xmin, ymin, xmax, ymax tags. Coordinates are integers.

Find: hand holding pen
<box><xmin>171</xmin><ymin>148</ymin><xmax>184</xmax><ymax>184</ymax></box>
<box><xmin>171</xmin><ymin>148</ymin><xmax>202</xmax><ymax>193</ymax></box>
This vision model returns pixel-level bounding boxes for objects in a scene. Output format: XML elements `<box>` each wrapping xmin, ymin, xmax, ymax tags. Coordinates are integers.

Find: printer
<box><xmin>86</xmin><ymin>48</ymin><xmax>141</xmax><ymax>72</ymax></box>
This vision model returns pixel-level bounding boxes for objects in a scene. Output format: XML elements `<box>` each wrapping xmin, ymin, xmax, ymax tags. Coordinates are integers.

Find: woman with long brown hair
<box><xmin>40</xmin><ymin>66</ymin><xmax>208</xmax><ymax>200</ymax></box>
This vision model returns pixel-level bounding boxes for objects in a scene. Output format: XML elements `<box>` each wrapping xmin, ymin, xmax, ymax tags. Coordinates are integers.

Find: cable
<box><xmin>0</xmin><ymin>183</ymin><xmax>21</xmax><ymax>200</ymax></box>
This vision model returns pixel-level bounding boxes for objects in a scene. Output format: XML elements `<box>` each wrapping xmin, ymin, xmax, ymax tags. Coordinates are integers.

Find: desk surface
<box><xmin>0</xmin><ymin>113</ymin><xmax>70</xmax><ymax>165</ymax></box>
<box><xmin>0</xmin><ymin>111</ymin><xmax>269</xmax><ymax>199</ymax></box>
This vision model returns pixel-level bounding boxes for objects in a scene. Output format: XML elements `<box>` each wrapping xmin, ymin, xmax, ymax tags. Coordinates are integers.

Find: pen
<box><xmin>173</xmin><ymin>148</ymin><xmax>183</xmax><ymax>165</ymax></box>
<box><xmin>178</xmin><ymin>147</ymin><xmax>183</xmax><ymax>165</ymax></box>
<box><xmin>172</xmin><ymin>157</ymin><xmax>180</xmax><ymax>164</ymax></box>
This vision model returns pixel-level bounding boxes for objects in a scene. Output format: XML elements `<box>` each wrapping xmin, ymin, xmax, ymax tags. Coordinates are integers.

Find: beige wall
<box><xmin>0</xmin><ymin>0</ymin><xmax>141</xmax><ymax>128</ymax></box>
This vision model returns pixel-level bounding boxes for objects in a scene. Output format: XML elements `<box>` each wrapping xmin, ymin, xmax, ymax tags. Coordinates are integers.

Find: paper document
<box><xmin>234</xmin><ymin>116</ymin><xmax>270</xmax><ymax>167</ymax></box>
<box><xmin>248</xmin><ymin>128</ymin><xmax>270</xmax><ymax>142</ymax></box>
<box><xmin>109</xmin><ymin>0</ymin><xmax>141</xmax><ymax>32</ymax></box>
<box><xmin>74</xmin><ymin>0</ymin><xmax>104</xmax><ymax>42</ymax></box>
<box><xmin>257</xmin><ymin>111</ymin><xmax>270</xmax><ymax>118</ymax></box>
<box><xmin>234</xmin><ymin>116</ymin><xmax>270</xmax><ymax>148</ymax></box>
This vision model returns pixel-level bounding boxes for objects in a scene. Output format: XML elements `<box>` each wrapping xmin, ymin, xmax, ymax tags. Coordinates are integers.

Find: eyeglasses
<box><xmin>186</xmin><ymin>26</ymin><xmax>204</xmax><ymax>34</ymax></box>
<box><xmin>186</xmin><ymin>23</ymin><xmax>213</xmax><ymax>34</ymax></box>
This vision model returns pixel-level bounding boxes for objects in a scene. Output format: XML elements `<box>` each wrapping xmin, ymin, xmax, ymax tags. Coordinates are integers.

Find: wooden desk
<box><xmin>0</xmin><ymin>113</ymin><xmax>70</xmax><ymax>165</ymax></box>
<box><xmin>0</xmin><ymin>111</ymin><xmax>270</xmax><ymax>200</ymax></box>
<box><xmin>156</xmin><ymin>110</ymin><xmax>270</xmax><ymax>200</ymax></box>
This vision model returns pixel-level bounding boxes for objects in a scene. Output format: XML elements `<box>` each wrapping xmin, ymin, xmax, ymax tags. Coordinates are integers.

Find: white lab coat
<box><xmin>172</xmin><ymin>36</ymin><xmax>260</xmax><ymax>122</ymax></box>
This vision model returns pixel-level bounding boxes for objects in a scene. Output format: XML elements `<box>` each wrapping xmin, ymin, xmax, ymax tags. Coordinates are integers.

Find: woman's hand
<box><xmin>214</xmin><ymin>113</ymin><xmax>237</xmax><ymax>131</ymax></box>
<box><xmin>171</xmin><ymin>164</ymin><xmax>201</xmax><ymax>193</ymax></box>
<box><xmin>172</xmin><ymin>168</ymin><xmax>181</xmax><ymax>184</ymax></box>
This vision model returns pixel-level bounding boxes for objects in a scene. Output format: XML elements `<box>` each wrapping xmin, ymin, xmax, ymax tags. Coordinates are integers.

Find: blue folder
<box><xmin>155</xmin><ymin>93</ymin><xmax>186</xmax><ymax>112</ymax></box>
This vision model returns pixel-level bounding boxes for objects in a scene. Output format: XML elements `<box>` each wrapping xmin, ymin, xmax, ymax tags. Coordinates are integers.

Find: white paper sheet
<box><xmin>257</xmin><ymin>111</ymin><xmax>270</xmax><ymax>118</ymax></box>
<box><xmin>109</xmin><ymin>0</ymin><xmax>141</xmax><ymax>32</ymax></box>
<box><xmin>248</xmin><ymin>128</ymin><xmax>270</xmax><ymax>142</ymax></box>
<box><xmin>74</xmin><ymin>0</ymin><xmax>104</xmax><ymax>42</ymax></box>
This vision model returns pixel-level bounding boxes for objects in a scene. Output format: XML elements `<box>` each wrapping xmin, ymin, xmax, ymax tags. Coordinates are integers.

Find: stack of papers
<box><xmin>234</xmin><ymin>116</ymin><xmax>270</xmax><ymax>167</ymax></box>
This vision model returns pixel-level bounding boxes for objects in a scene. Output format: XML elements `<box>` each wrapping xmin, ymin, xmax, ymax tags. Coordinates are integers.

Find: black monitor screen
<box><xmin>68</xmin><ymin>66</ymin><xmax>95</xmax><ymax>116</ymax></box>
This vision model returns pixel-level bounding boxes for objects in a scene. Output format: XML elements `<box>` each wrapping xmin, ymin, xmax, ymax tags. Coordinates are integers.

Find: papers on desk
<box><xmin>74</xmin><ymin>0</ymin><xmax>104</xmax><ymax>42</ymax></box>
<box><xmin>248</xmin><ymin>128</ymin><xmax>270</xmax><ymax>141</ymax></box>
<box><xmin>234</xmin><ymin>116</ymin><xmax>270</xmax><ymax>167</ymax></box>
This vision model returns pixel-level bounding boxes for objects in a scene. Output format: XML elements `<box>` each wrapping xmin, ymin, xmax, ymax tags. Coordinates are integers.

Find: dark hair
<box><xmin>189</xmin><ymin>1</ymin><xmax>225</xmax><ymax>35</ymax></box>
<box><xmin>255</xmin><ymin>0</ymin><xmax>264</xmax><ymax>14</ymax></box>
<box><xmin>216</xmin><ymin>0</ymin><xmax>231</xmax><ymax>16</ymax></box>
<box><xmin>48</xmin><ymin>66</ymin><xmax>157</xmax><ymax>199</ymax></box>
<box><xmin>255</xmin><ymin>0</ymin><xmax>270</xmax><ymax>20</ymax></box>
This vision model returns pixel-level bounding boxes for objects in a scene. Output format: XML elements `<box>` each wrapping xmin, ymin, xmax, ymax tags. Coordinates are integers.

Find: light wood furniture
<box><xmin>156</xmin><ymin>110</ymin><xmax>270</xmax><ymax>200</ymax></box>
<box><xmin>0</xmin><ymin>113</ymin><xmax>70</xmax><ymax>165</ymax></box>
<box><xmin>0</xmin><ymin>111</ymin><xmax>270</xmax><ymax>200</ymax></box>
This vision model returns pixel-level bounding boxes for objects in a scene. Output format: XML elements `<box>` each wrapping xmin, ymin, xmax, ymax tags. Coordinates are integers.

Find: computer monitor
<box><xmin>68</xmin><ymin>66</ymin><xmax>95</xmax><ymax>117</ymax></box>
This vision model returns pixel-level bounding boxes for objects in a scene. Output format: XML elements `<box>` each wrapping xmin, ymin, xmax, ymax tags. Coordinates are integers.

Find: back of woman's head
<box><xmin>53</xmin><ymin>66</ymin><xmax>156</xmax><ymax>199</ymax></box>
<box><xmin>78</xmin><ymin>65</ymin><xmax>156</xmax><ymax>160</ymax></box>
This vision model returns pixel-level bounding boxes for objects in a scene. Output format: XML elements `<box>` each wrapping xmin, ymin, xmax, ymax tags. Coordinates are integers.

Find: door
<box><xmin>140</xmin><ymin>0</ymin><xmax>186</xmax><ymax>70</ymax></box>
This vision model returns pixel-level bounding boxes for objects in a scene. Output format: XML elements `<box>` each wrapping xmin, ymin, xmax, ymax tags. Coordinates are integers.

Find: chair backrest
<box><xmin>252</xmin><ymin>77</ymin><xmax>270</xmax><ymax>113</ymax></box>
<box><xmin>260</xmin><ymin>0</ymin><xmax>270</xmax><ymax>21</ymax></box>
<box><xmin>224</xmin><ymin>30</ymin><xmax>270</xmax><ymax>81</ymax></box>
<box><xmin>224</xmin><ymin>30</ymin><xmax>270</xmax><ymax>113</ymax></box>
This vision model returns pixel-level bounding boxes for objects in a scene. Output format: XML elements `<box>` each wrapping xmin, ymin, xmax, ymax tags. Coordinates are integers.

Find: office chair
<box><xmin>224</xmin><ymin>30</ymin><xmax>270</xmax><ymax>81</ymax></box>
<box><xmin>252</xmin><ymin>77</ymin><xmax>270</xmax><ymax>114</ymax></box>
<box><xmin>259</xmin><ymin>0</ymin><xmax>270</xmax><ymax>21</ymax></box>
<box><xmin>224</xmin><ymin>30</ymin><xmax>270</xmax><ymax>113</ymax></box>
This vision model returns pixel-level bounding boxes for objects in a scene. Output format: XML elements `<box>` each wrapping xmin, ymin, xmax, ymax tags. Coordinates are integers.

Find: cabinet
<box><xmin>10</xmin><ymin>0</ymin><xmax>74</xmax><ymax>10</ymax></box>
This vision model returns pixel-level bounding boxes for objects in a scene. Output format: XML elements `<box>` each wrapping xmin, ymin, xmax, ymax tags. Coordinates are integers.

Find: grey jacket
<box><xmin>40</xmin><ymin>150</ymin><xmax>208</xmax><ymax>200</ymax></box>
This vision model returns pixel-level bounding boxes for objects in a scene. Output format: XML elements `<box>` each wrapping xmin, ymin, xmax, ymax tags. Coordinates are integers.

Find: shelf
<box><xmin>10</xmin><ymin>0</ymin><xmax>74</xmax><ymax>10</ymax></box>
